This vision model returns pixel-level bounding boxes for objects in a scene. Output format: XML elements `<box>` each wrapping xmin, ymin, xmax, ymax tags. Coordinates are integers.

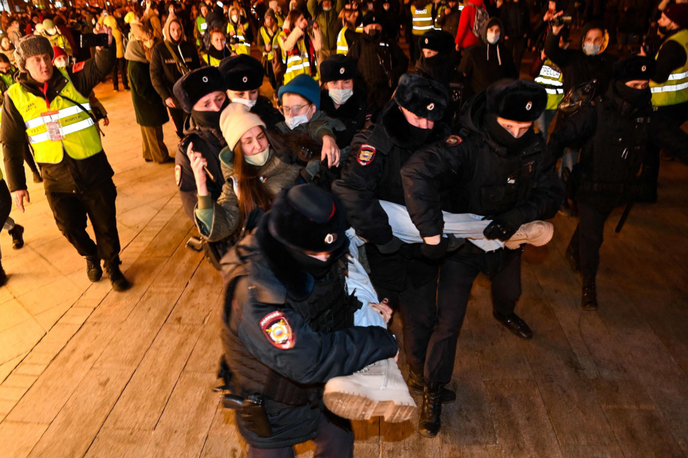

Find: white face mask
<box><xmin>231</xmin><ymin>15</ymin><xmax>239</xmax><ymax>22</ymax></box>
<box><xmin>329</xmin><ymin>88</ymin><xmax>353</xmax><ymax>105</ymax></box>
<box><xmin>285</xmin><ymin>111</ymin><xmax>311</xmax><ymax>129</ymax></box>
<box><xmin>486</xmin><ymin>32</ymin><xmax>500</xmax><ymax>44</ymax></box>
<box><xmin>245</xmin><ymin>146</ymin><xmax>271</xmax><ymax>166</ymax></box>
<box><xmin>233</xmin><ymin>98</ymin><xmax>257</xmax><ymax>108</ymax></box>
<box><xmin>583</xmin><ymin>42</ymin><xmax>601</xmax><ymax>56</ymax></box>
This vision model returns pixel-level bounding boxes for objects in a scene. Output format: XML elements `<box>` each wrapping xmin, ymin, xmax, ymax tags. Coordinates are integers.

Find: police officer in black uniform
<box><xmin>221</xmin><ymin>184</ymin><xmax>398</xmax><ymax>458</ymax></box>
<box><xmin>332</xmin><ymin>73</ymin><xmax>458</xmax><ymax>407</ymax></box>
<box><xmin>173</xmin><ymin>66</ymin><xmax>229</xmax><ymax>222</ymax></box>
<box><xmin>400</xmin><ymin>79</ymin><xmax>564</xmax><ymax>436</ymax></box>
<box><xmin>548</xmin><ymin>56</ymin><xmax>674</xmax><ymax>310</ymax></box>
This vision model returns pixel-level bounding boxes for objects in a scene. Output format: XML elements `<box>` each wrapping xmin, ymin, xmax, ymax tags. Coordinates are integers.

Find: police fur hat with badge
<box><xmin>14</xmin><ymin>35</ymin><xmax>53</xmax><ymax>72</ymax></box>
<box><xmin>268</xmin><ymin>184</ymin><xmax>348</xmax><ymax>254</ymax></box>
<box><xmin>219</xmin><ymin>54</ymin><xmax>264</xmax><ymax>91</ymax></box>
<box><xmin>320</xmin><ymin>54</ymin><xmax>359</xmax><ymax>83</ymax></box>
<box><xmin>486</xmin><ymin>79</ymin><xmax>547</xmax><ymax>122</ymax></box>
<box><xmin>362</xmin><ymin>11</ymin><xmax>382</xmax><ymax>26</ymax></box>
<box><xmin>419</xmin><ymin>30</ymin><xmax>454</xmax><ymax>55</ymax></box>
<box><xmin>612</xmin><ymin>55</ymin><xmax>656</xmax><ymax>82</ymax></box>
<box><xmin>173</xmin><ymin>66</ymin><xmax>226</xmax><ymax>113</ymax></box>
<box><xmin>393</xmin><ymin>73</ymin><xmax>449</xmax><ymax>121</ymax></box>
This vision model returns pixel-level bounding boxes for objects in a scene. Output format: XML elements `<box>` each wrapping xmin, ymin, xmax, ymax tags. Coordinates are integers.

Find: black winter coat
<box><xmin>500</xmin><ymin>0</ymin><xmax>530</xmax><ymax>39</ymax></box>
<box><xmin>400</xmin><ymin>92</ymin><xmax>564</xmax><ymax>239</ymax></box>
<box><xmin>149</xmin><ymin>39</ymin><xmax>201</xmax><ymax>106</ymax></box>
<box><xmin>1</xmin><ymin>43</ymin><xmax>116</xmax><ymax>193</ymax></box>
<box><xmin>221</xmin><ymin>220</ymin><xmax>397</xmax><ymax>449</ymax></box>
<box><xmin>545</xmin><ymin>24</ymin><xmax>618</xmax><ymax>94</ymax></box>
<box><xmin>128</xmin><ymin>59</ymin><xmax>169</xmax><ymax>127</ymax></box>
<box><xmin>319</xmin><ymin>84</ymin><xmax>369</xmax><ymax>150</ymax></box>
<box><xmin>251</xmin><ymin>95</ymin><xmax>284</xmax><ymax>131</ymax></box>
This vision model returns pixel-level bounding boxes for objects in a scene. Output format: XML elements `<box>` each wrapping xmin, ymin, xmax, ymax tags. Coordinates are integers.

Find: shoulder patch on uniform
<box><xmin>260</xmin><ymin>311</ymin><xmax>295</xmax><ymax>350</ymax></box>
<box><xmin>72</xmin><ymin>62</ymin><xmax>85</xmax><ymax>73</ymax></box>
<box><xmin>445</xmin><ymin>135</ymin><xmax>463</xmax><ymax>147</ymax></box>
<box><xmin>174</xmin><ymin>164</ymin><xmax>182</xmax><ymax>187</ymax></box>
<box><xmin>357</xmin><ymin>144</ymin><xmax>376</xmax><ymax>166</ymax></box>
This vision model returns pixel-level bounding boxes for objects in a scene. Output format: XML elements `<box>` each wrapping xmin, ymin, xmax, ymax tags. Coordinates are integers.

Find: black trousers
<box><xmin>568</xmin><ymin>201</ymin><xmax>614</xmax><ymax>279</ymax></box>
<box><xmin>247</xmin><ymin>411</ymin><xmax>353</xmax><ymax>458</ymax></box>
<box><xmin>45</xmin><ymin>180</ymin><xmax>121</xmax><ymax>264</ymax></box>
<box><xmin>399</xmin><ymin>245</ymin><xmax>523</xmax><ymax>385</ymax></box>
<box><xmin>112</xmin><ymin>57</ymin><xmax>129</xmax><ymax>90</ymax></box>
<box><xmin>168</xmin><ymin>107</ymin><xmax>186</xmax><ymax>139</ymax></box>
<box><xmin>643</xmin><ymin>101</ymin><xmax>688</xmax><ymax>198</ymax></box>
<box><xmin>505</xmin><ymin>37</ymin><xmax>527</xmax><ymax>73</ymax></box>
<box><xmin>0</xmin><ymin>181</ymin><xmax>12</xmax><ymax>232</ymax></box>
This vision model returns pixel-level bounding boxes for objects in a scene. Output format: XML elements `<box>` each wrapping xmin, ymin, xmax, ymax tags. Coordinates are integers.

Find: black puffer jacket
<box><xmin>545</xmin><ymin>22</ymin><xmax>618</xmax><ymax>94</ymax></box>
<box><xmin>400</xmin><ymin>91</ymin><xmax>564</xmax><ymax>239</ymax></box>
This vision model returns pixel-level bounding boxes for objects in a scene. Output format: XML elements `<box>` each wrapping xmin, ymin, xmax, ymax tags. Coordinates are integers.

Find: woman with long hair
<box><xmin>189</xmin><ymin>104</ymin><xmax>301</xmax><ymax>243</ymax></box>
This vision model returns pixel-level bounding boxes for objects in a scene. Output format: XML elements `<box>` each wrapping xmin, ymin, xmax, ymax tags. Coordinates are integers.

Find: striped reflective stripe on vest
<box><xmin>29</xmin><ymin>117</ymin><xmax>95</xmax><ymax>144</ymax></box>
<box><xmin>24</xmin><ymin>103</ymin><xmax>92</xmax><ymax>130</ymax></box>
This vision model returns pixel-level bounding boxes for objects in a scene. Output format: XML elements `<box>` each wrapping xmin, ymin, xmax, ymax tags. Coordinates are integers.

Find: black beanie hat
<box><xmin>613</xmin><ymin>56</ymin><xmax>656</xmax><ymax>82</ymax></box>
<box><xmin>173</xmin><ymin>66</ymin><xmax>226</xmax><ymax>112</ymax></box>
<box><xmin>486</xmin><ymin>79</ymin><xmax>547</xmax><ymax>122</ymax></box>
<box><xmin>419</xmin><ymin>29</ymin><xmax>454</xmax><ymax>54</ymax></box>
<box><xmin>394</xmin><ymin>73</ymin><xmax>448</xmax><ymax>121</ymax></box>
<box><xmin>268</xmin><ymin>185</ymin><xmax>348</xmax><ymax>254</ymax></box>
<box><xmin>219</xmin><ymin>54</ymin><xmax>264</xmax><ymax>91</ymax></box>
<box><xmin>320</xmin><ymin>54</ymin><xmax>359</xmax><ymax>82</ymax></box>
<box><xmin>362</xmin><ymin>11</ymin><xmax>381</xmax><ymax>26</ymax></box>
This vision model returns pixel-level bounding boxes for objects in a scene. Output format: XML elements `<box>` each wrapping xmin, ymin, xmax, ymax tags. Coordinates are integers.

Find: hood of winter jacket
<box><xmin>480</xmin><ymin>17</ymin><xmax>505</xmax><ymax>45</ymax></box>
<box><xmin>163</xmin><ymin>17</ymin><xmax>186</xmax><ymax>44</ymax></box>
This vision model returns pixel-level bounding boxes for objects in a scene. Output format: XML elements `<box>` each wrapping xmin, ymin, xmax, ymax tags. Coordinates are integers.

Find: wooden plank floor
<box><xmin>1</xmin><ymin>83</ymin><xmax>688</xmax><ymax>458</ymax></box>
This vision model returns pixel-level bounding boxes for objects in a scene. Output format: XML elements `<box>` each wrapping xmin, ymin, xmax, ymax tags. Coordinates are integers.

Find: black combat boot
<box><xmin>493</xmin><ymin>311</ymin><xmax>533</xmax><ymax>340</ymax></box>
<box><xmin>566</xmin><ymin>242</ymin><xmax>580</xmax><ymax>274</ymax></box>
<box><xmin>8</xmin><ymin>224</ymin><xmax>24</xmax><ymax>249</ymax></box>
<box><xmin>86</xmin><ymin>257</ymin><xmax>103</xmax><ymax>282</ymax></box>
<box><xmin>581</xmin><ymin>276</ymin><xmax>598</xmax><ymax>311</ymax></box>
<box><xmin>407</xmin><ymin>368</ymin><xmax>456</xmax><ymax>403</ymax></box>
<box><xmin>0</xmin><ymin>261</ymin><xmax>7</xmax><ymax>286</ymax></box>
<box><xmin>419</xmin><ymin>384</ymin><xmax>443</xmax><ymax>438</ymax></box>
<box><xmin>105</xmin><ymin>260</ymin><xmax>131</xmax><ymax>292</ymax></box>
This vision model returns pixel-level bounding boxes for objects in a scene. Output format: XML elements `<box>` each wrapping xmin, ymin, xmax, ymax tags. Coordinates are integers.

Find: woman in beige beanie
<box><xmin>188</xmin><ymin>104</ymin><xmax>301</xmax><ymax>244</ymax></box>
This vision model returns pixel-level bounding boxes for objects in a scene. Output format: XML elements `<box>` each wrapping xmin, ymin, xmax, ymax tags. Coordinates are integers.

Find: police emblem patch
<box><xmin>243</xmin><ymin>76</ymin><xmax>248</xmax><ymax>83</ymax></box>
<box><xmin>357</xmin><ymin>145</ymin><xmax>376</xmax><ymax>166</ymax></box>
<box><xmin>525</xmin><ymin>101</ymin><xmax>533</xmax><ymax>110</ymax></box>
<box><xmin>260</xmin><ymin>311</ymin><xmax>295</xmax><ymax>350</ymax></box>
<box><xmin>427</xmin><ymin>103</ymin><xmax>435</xmax><ymax>111</ymax></box>
<box><xmin>202</xmin><ymin>76</ymin><xmax>208</xmax><ymax>83</ymax></box>
<box><xmin>174</xmin><ymin>164</ymin><xmax>182</xmax><ymax>186</ymax></box>
<box><xmin>340</xmin><ymin>67</ymin><xmax>345</xmax><ymax>74</ymax></box>
<box><xmin>445</xmin><ymin>135</ymin><xmax>462</xmax><ymax>146</ymax></box>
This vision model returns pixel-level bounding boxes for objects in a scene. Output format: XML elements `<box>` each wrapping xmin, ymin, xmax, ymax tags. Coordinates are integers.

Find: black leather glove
<box><xmin>483</xmin><ymin>210</ymin><xmax>523</xmax><ymax>241</ymax></box>
<box><xmin>420</xmin><ymin>237</ymin><xmax>449</xmax><ymax>259</ymax></box>
<box><xmin>377</xmin><ymin>236</ymin><xmax>405</xmax><ymax>254</ymax></box>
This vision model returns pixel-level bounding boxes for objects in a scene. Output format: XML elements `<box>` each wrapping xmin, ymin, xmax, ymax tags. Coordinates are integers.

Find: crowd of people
<box><xmin>0</xmin><ymin>0</ymin><xmax>687</xmax><ymax>456</ymax></box>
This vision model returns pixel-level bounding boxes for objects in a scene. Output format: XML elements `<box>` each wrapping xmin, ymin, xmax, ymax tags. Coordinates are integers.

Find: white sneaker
<box><xmin>505</xmin><ymin>221</ymin><xmax>554</xmax><ymax>250</ymax></box>
<box><xmin>323</xmin><ymin>358</ymin><xmax>417</xmax><ymax>423</ymax></box>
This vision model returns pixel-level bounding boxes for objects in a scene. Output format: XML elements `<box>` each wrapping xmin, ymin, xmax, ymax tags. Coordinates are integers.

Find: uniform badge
<box><xmin>72</xmin><ymin>62</ymin><xmax>85</xmax><ymax>73</ymax></box>
<box><xmin>525</xmin><ymin>101</ymin><xmax>533</xmax><ymax>111</ymax></box>
<box><xmin>445</xmin><ymin>135</ymin><xmax>462</xmax><ymax>147</ymax></box>
<box><xmin>357</xmin><ymin>145</ymin><xmax>376</xmax><ymax>166</ymax></box>
<box><xmin>260</xmin><ymin>311</ymin><xmax>295</xmax><ymax>350</ymax></box>
<box><xmin>174</xmin><ymin>164</ymin><xmax>182</xmax><ymax>186</ymax></box>
<box><xmin>340</xmin><ymin>67</ymin><xmax>345</xmax><ymax>74</ymax></box>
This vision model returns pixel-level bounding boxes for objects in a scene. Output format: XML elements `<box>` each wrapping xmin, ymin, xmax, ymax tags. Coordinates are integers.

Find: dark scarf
<box><xmin>208</xmin><ymin>44</ymin><xmax>231</xmax><ymax>61</ymax></box>
<box><xmin>484</xmin><ymin>113</ymin><xmax>535</xmax><ymax>155</ymax></box>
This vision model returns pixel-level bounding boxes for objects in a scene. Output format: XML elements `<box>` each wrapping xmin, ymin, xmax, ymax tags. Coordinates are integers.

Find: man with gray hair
<box><xmin>1</xmin><ymin>26</ymin><xmax>131</xmax><ymax>292</ymax></box>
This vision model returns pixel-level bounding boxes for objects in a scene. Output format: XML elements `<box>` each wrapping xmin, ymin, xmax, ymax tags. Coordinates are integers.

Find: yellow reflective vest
<box><xmin>650</xmin><ymin>29</ymin><xmax>688</xmax><ymax>107</ymax></box>
<box><xmin>202</xmin><ymin>53</ymin><xmax>222</xmax><ymax>67</ymax></box>
<box><xmin>411</xmin><ymin>5</ymin><xmax>433</xmax><ymax>36</ymax></box>
<box><xmin>7</xmin><ymin>68</ymin><xmax>102</xmax><ymax>165</ymax></box>
<box><xmin>534</xmin><ymin>59</ymin><xmax>564</xmax><ymax>110</ymax></box>
<box><xmin>227</xmin><ymin>22</ymin><xmax>251</xmax><ymax>55</ymax></box>
<box><xmin>337</xmin><ymin>25</ymin><xmax>350</xmax><ymax>55</ymax></box>
<box><xmin>279</xmin><ymin>30</ymin><xmax>319</xmax><ymax>84</ymax></box>
<box><xmin>260</xmin><ymin>26</ymin><xmax>279</xmax><ymax>61</ymax></box>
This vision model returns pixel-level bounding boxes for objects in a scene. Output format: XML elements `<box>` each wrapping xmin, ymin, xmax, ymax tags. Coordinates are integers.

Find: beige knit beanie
<box><xmin>220</xmin><ymin>103</ymin><xmax>266</xmax><ymax>150</ymax></box>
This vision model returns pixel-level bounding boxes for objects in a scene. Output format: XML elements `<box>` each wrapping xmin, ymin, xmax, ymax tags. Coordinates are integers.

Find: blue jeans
<box><xmin>534</xmin><ymin>109</ymin><xmax>557</xmax><ymax>140</ymax></box>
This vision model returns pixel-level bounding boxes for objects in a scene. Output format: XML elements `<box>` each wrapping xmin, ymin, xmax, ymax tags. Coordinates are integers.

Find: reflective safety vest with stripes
<box><xmin>260</xmin><ymin>26</ymin><xmax>279</xmax><ymax>61</ymax></box>
<box><xmin>411</xmin><ymin>6</ymin><xmax>433</xmax><ymax>36</ymax></box>
<box><xmin>337</xmin><ymin>25</ymin><xmax>350</xmax><ymax>55</ymax></box>
<box><xmin>650</xmin><ymin>29</ymin><xmax>688</xmax><ymax>107</ymax></box>
<box><xmin>534</xmin><ymin>59</ymin><xmax>564</xmax><ymax>110</ymax></box>
<box><xmin>7</xmin><ymin>68</ymin><xmax>102</xmax><ymax>165</ymax></box>
<box><xmin>227</xmin><ymin>23</ymin><xmax>251</xmax><ymax>55</ymax></box>
<box><xmin>279</xmin><ymin>31</ymin><xmax>319</xmax><ymax>84</ymax></box>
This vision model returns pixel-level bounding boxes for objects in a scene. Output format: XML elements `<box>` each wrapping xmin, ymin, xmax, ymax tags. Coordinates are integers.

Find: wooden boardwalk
<box><xmin>1</xmin><ymin>83</ymin><xmax>688</xmax><ymax>458</ymax></box>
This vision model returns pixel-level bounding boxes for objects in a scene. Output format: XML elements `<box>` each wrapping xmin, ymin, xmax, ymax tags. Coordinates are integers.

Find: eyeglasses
<box><xmin>281</xmin><ymin>104</ymin><xmax>309</xmax><ymax>116</ymax></box>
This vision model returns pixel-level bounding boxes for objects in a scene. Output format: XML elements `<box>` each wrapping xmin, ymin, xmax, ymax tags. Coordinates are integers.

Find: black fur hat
<box><xmin>219</xmin><ymin>54</ymin><xmax>264</xmax><ymax>91</ymax></box>
<box><xmin>320</xmin><ymin>54</ymin><xmax>359</xmax><ymax>82</ymax></box>
<box><xmin>613</xmin><ymin>56</ymin><xmax>656</xmax><ymax>82</ymax></box>
<box><xmin>393</xmin><ymin>73</ymin><xmax>448</xmax><ymax>121</ymax></box>
<box><xmin>173</xmin><ymin>66</ymin><xmax>226</xmax><ymax>112</ymax></box>
<box><xmin>486</xmin><ymin>79</ymin><xmax>547</xmax><ymax>122</ymax></box>
<box><xmin>268</xmin><ymin>185</ymin><xmax>348</xmax><ymax>254</ymax></box>
<box><xmin>419</xmin><ymin>30</ymin><xmax>454</xmax><ymax>54</ymax></box>
<box><xmin>362</xmin><ymin>11</ymin><xmax>381</xmax><ymax>26</ymax></box>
